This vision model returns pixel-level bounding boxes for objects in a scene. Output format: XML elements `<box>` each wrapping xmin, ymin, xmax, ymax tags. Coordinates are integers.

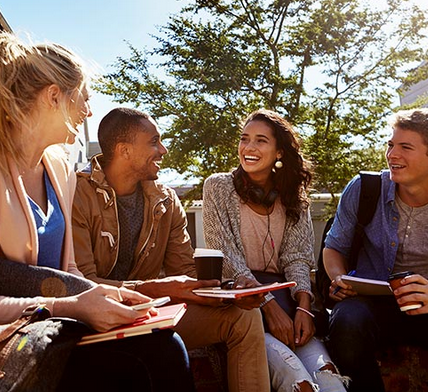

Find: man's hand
<box><xmin>228</xmin><ymin>293</ymin><xmax>265</xmax><ymax>309</ymax></box>
<box><xmin>323</xmin><ymin>247</ymin><xmax>356</xmax><ymax>302</ymax></box>
<box><xmin>393</xmin><ymin>274</ymin><xmax>428</xmax><ymax>315</ymax></box>
<box><xmin>329</xmin><ymin>275</ymin><xmax>358</xmax><ymax>302</ymax></box>
<box><xmin>134</xmin><ymin>275</ymin><xmax>223</xmax><ymax>307</ymax></box>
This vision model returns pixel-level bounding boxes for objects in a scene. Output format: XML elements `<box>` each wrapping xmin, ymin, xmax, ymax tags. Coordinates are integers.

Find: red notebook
<box><xmin>78</xmin><ymin>303</ymin><xmax>187</xmax><ymax>345</ymax></box>
<box><xmin>192</xmin><ymin>281</ymin><xmax>296</xmax><ymax>298</ymax></box>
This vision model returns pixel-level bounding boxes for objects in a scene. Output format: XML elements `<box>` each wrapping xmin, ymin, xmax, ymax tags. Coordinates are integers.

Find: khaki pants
<box><xmin>174</xmin><ymin>304</ymin><xmax>270</xmax><ymax>392</ymax></box>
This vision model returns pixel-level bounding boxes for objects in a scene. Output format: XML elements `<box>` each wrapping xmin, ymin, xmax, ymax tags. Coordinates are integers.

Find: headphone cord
<box><xmin>262</xmin><ymin>211</ymin><xmax>275</xmax><ymax>272</ymax></box>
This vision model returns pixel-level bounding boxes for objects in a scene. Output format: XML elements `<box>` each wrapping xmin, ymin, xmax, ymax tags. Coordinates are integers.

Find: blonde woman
<box><xmin>0</xmin><ymin>32</ymin><xmax>193</xmax><ymax>391</ymax></box>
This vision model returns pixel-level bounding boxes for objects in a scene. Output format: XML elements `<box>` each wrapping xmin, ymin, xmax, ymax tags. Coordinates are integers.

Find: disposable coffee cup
<box><xmin>387</xmin><ymin>271</ymin><xmax>422</xmax><ymax>312</ymax></box>
<box><xmin>194</xmin><ymin>248</ymin><xmax>223</xmax><ymax>281</ymax></box>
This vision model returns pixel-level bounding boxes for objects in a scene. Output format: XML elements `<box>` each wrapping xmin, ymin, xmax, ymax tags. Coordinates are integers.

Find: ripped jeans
<box><xmin>266</xmin><ymin>333</ymin><xmax>348</xmax><ymax>392</ymax></box>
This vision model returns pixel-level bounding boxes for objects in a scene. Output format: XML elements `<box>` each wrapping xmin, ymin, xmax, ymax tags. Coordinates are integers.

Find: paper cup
<box><xmin>194</xmin><ymin>248</ymin><xmax>223</xmax><ymax>281</ymax></box>
<box><xmin>388</xmin><ymin>271</ymin><xmax>422</xmax><ymax>312</ymax></box>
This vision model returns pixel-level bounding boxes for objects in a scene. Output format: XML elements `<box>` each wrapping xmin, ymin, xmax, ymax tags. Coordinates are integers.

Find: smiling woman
<box><xmin>0</xmin><ymin>32</ymin><xmax>194</xmax><ymax>392</ymax></box>
<box><xmin>33</xmin><ymin>43</ymin><xmax>92</xmax><ymax>140</ymax></box>
<box><xmin>0</xmin><ymin>32</ymin><xmax>92</xmax><ymax>262</ymax></box>
<box><xmin>203</xmin><ymin>109</ymin><xmax>349</xmax><ymax>392</ymax></box>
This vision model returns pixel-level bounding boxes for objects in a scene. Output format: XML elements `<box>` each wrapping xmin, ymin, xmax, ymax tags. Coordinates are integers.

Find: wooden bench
<box><xmin>379</xmin><ymin>345</ymin><xmax>428</xmax><ymax>392</ymax></box>
<box><xmin>189</xmin><ymin>345</ymin><xmax>228</xmax><ymax>392</ymax></box>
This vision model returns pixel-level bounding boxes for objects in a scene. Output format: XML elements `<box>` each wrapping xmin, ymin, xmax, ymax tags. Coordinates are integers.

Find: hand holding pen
<box><xmin>332</xmin><ymin>270</ymin><xmax>356</xmax><ymax>295</ymax></box>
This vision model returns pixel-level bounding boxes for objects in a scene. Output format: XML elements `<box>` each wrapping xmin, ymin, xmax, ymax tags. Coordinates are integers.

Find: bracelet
<box><xmin>296</xmin><ymin>306</ymin><xmax>315</xmax><ymax>318</ymax></box>
<box><xmin>259</xmin><ymin>294</ymin><xmax>275</xmax><ymax>308</ymax></box>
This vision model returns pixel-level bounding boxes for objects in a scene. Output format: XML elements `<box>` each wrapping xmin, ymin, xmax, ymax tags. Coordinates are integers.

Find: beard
<box><xmin>131</xmin><ymin>162</ymin><xmax>159</xmax><ymax>181</ymax></box>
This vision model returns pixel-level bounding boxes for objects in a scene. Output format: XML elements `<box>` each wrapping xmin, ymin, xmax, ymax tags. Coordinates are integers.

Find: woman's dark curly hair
<box><xmin>233</xmin><ymin>109</ymin><xmax>312</xmax><ymax>224</ymax></box>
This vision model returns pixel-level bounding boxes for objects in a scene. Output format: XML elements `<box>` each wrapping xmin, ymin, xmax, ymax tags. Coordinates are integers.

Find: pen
<box><xmin>332</xmin><ymin>270</ymin><xmax>356</xmax><ymax>295</ymax></box>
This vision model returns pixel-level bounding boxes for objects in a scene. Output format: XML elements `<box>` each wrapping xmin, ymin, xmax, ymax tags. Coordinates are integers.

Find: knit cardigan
<box><xmin>202</xmin><ymin>172</ymin><xmax>315</xmax><ymax>298</ymax></box>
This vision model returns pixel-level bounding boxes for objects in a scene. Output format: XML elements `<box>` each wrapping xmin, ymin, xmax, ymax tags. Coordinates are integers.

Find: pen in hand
<box><xmin>332</xmin><ymin>270</ymin><xmax>356</xmax><ymax>295</ymax></box>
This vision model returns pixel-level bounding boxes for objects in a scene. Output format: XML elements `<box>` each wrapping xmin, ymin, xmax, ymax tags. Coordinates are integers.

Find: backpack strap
<box><xmin>347</xmin><ymin>171</ymin><xmax>381</xmax><ymax>271</ymax></box>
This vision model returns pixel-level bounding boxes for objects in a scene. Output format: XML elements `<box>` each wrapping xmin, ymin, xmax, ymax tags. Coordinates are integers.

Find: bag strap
<box><xmin>0</xmin><ymin>305</ymin><xmax>51</xmax><ymax>345</ymax></box>
<box><xmin>0</xmin><ymin>305</ymin><xmax>50</xmax><ymax>379</ymax></box>
<box><xmin>347</xmin><ymin>171</ymin><xmax>381</xmax><ymax>271</ymax></box>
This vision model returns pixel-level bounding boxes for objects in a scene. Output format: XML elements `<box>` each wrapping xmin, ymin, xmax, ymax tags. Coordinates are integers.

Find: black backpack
<box><xmin>315</xmin><ymin>171</ymin><xmax>382</xmax><ymax>309</ymax></box>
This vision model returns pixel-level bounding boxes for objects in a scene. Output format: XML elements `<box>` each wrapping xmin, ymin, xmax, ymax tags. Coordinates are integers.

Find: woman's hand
<box><xmin>262</xmin><ymin>299</ymin><xmax>295</xmax><ymax>350</ymax></box>
<box><xmin>293</xmin><ymin>308</ymin><xmax>315</xmax><ymax>347</ymax></box>
<box><xmin>293</xmin><ymin>291</ymin><xmax>315</xmax><ymax>346</ymax></box>
<box><xmin>232</xmin><ymin>275</ymin><xmax>259</xmax><ymax>288</ymax></box>
<box><xmin>54</xmin><ymin>284</ymin><xmax>154</xmax><ymax>332</ymax></box>
<box><xmin>226</xmin><ymin>275</ymin><xmax>264</xmax><ymax>309</ymax></box>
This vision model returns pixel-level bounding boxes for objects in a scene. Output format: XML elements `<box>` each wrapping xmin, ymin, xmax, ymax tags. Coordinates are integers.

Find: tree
<box><xmin>94</xmin><ymin>0</ymin><xmax>428</xmax><ymax>198</ymax></box>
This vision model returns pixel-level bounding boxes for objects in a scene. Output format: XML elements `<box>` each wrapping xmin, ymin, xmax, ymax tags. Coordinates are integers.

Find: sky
<box><xmin>0</xmin><ymin>0</ymin><xmax>190</xmax><ymax>141</ymax></box>
<box><xmin>1</xmin><ymin>0</ymin><xmax>427</xmax><ymax>143</ymax></box>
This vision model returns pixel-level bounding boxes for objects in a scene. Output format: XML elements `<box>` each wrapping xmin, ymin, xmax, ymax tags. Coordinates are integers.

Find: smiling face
<box><xmin>69</xmin><ymin>85</ymin><xmax>92</xmax><ymax>131</ymax></box>
<box><xmin>386</xmin><ymin>127</ymin><xmax>428</xmax><ymax>188</ymax></box>
<box><xmin>239</xmin><ymin>120</ymin><xmax>282</xmax><ymax>185</ymax></box>
<box><xmin>62</xmin><ymin>84</ymin><xmax>92</xmax><ymax>143</ymax></box>
<box><xmin>127</xmin><ymin>117</ymin><xmax>168</xmax><ymax>181</ymax></box>
<box><xmin>34</xmin><ymin>83</ymin><xmax>92</xmax><ymax>147</ymax></box>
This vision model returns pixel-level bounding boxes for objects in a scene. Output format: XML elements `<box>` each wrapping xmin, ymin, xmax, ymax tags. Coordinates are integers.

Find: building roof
<box><xmin>0</xmin><ymin>10</ymin><xmax>12</xmax><ymax>32</ymax></box>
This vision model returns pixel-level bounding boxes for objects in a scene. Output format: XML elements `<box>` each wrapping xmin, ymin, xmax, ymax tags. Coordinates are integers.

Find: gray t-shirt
<box><xmin>107</xmin><ymin>184</ymin><xmax>144</xmax><ymax>280</ymax></box>
<box><xmin>393</xmin><ymin>194</ymin><xmax>428</xmax><ymax>278</ymax></box>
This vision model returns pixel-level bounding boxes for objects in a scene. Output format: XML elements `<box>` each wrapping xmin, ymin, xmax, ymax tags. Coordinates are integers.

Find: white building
<box><xmin>400</xmin><ymin>62</ymin><xmax>428</xmax><ymax>107</ymax></box>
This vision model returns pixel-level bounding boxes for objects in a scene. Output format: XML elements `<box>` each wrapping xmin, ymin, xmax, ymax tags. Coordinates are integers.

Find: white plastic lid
<box><xmin>193</xmin><ymin>248</ymin><xmax>224</xmax><ymax>257</ymax></box>
<box><xmin>399</xmin><ymin>303</ymin><xmax>422</xmax><ymax>312</ymax></box>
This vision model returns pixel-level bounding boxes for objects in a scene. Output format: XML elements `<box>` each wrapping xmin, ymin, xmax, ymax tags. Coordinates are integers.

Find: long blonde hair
<box><xmin>0</xmin><ymin>32</ymin><xmax>86</xmax><ymax>172</ymax></box>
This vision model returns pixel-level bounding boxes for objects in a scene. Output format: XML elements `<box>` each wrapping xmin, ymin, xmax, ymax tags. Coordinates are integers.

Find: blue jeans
<box><xmin>59</xmin><ymin>329</ymin><xmax>194</xmax><ymax>392</ymax></box>
<box><xmin>328</xmin><ymin>296</ymin><xmax>428</xmax><ymax>392</ymax></box>
<box><xmin>266</xmin><ymin>333</ymin><xmax>348</xmax><ymax>392</ymax></box>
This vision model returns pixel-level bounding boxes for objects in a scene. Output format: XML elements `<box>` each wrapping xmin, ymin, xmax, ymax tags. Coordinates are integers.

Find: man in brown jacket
<box><xmin>72</xmin><ymin>107</ymin><xmax>270</xmax><ymax>392</ymax></box>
